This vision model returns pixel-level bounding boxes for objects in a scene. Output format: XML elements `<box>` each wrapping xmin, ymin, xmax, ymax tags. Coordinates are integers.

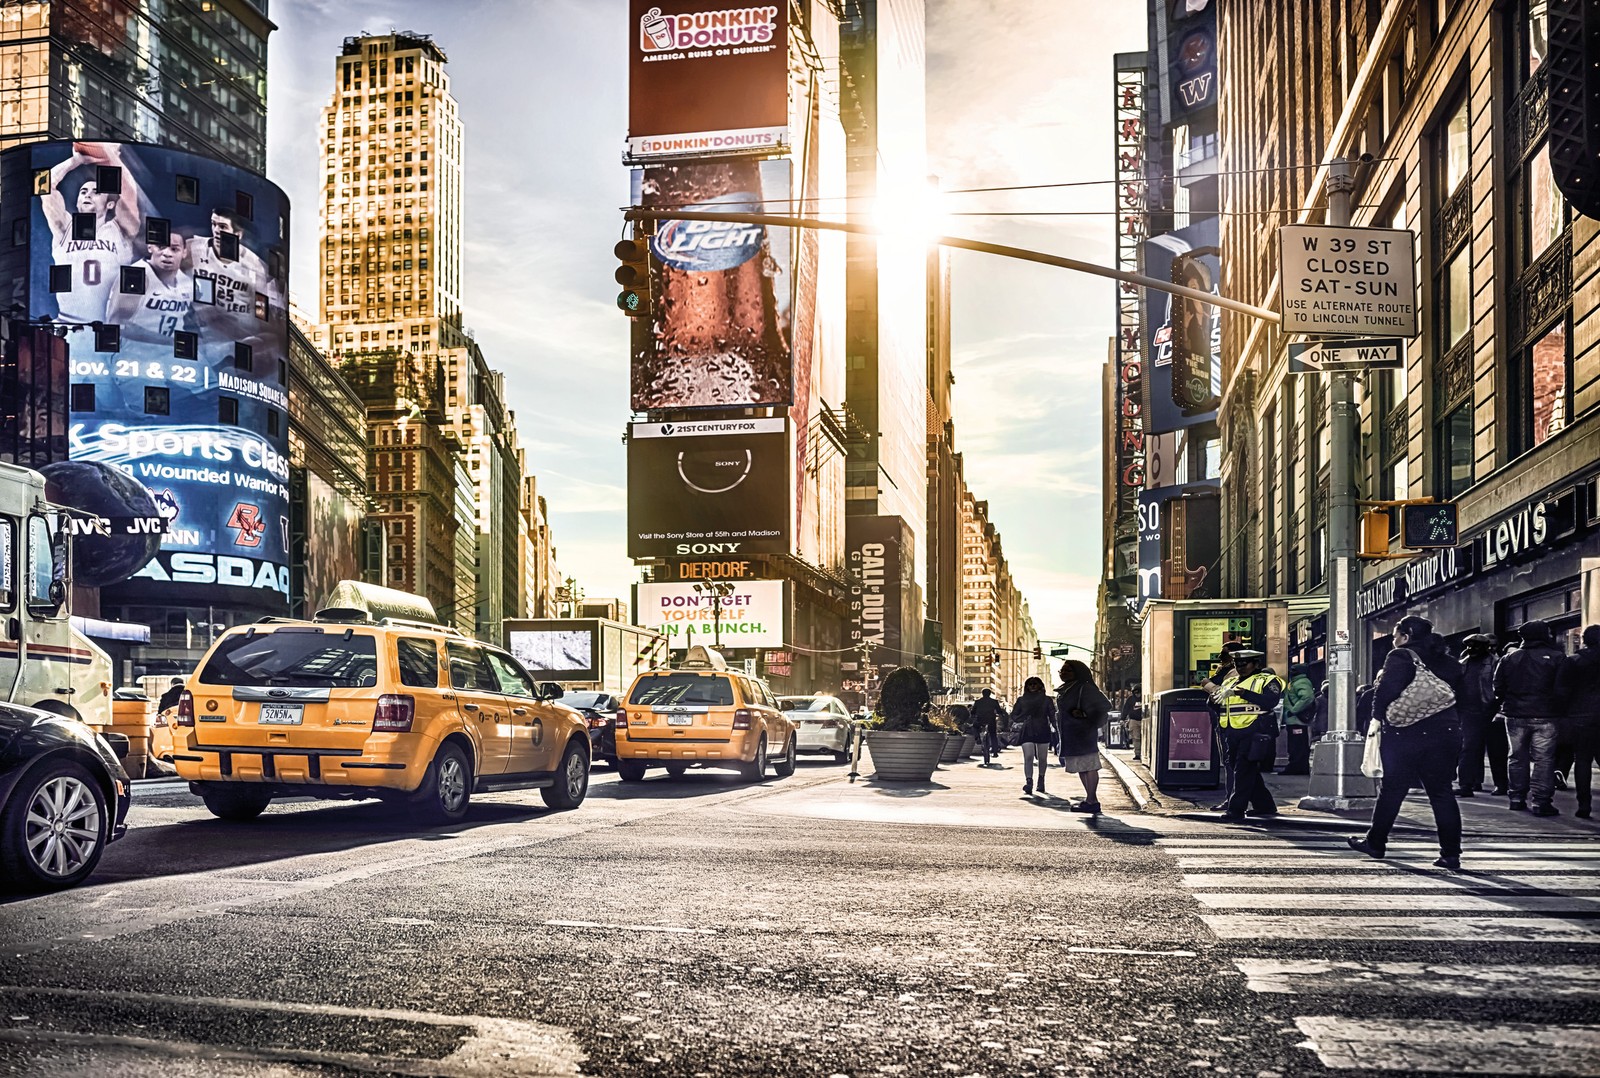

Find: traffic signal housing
<box><xmin>1401</xmin><ymin>502</ymin><xmax>1459</xmax><ymax>549</ymax></box>
<box><xmin>614</xmin><ymin>235</ymin><xmax>653</xmax><ymax>317</ymax></box>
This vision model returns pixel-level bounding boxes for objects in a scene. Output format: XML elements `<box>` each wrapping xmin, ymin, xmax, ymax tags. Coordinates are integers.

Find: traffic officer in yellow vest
<box><xmin>1203</xmin><ymin>649</ymin><xmax>1287</xmax><ymax>822</ymax></box>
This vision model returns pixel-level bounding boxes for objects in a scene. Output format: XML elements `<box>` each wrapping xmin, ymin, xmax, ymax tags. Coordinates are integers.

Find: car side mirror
<box><xmin>539</xmin><ymin>682</ymin><xmax>563</xmax><ymax>701</ymax></box>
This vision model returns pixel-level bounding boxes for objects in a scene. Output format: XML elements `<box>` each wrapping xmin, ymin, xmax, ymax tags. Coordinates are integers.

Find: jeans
<box><xmin>1457</xmin><ymin>710</ymin><xmax>1502</xmax><ymax>791</ymax></box>
<box><xmin>975</xmin><ymin>718</ymin><xmax>1000</xmax><ymax>756</ymax></box>
<box><xmin>1368</xmin><ymin>716</ymin><xmax>1462</xmax><ymax>857</ymax></box>
<box><xmin>1506</xmin><ymin>717</ymin><xmax>1560</xmax><ymax>808</ymax></box>
<box><xmin>1566</xmin><ymin>723</ymin><xmax>1600</xmax><ymax>813</ymax></box>
<box><xmin>1020</xmin><ymin>742</ymin><xmax>1049</xmax><ymax>790</ymax></box>
<box><xmin>1221</xmin><ymin>725</ymin><xmax>1277</xmax><ymax>816</ymax></box>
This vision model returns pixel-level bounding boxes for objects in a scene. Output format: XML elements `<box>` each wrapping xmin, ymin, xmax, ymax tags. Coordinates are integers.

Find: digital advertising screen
<box><xmin>0</xmin><ymin>141</ymin><xmax>292</xmax><ymax>610</ymax></box>
<box><xmin>627</xmin><ymin>418</ymin><xmax>790</xmax><ymax>559</ymax></box>
<box><xmin>629</xmin><ymin>158</ymin><xmax>793</xmax><ymax>410</ymax></box>
<box><xmin>301</xmin><ymin>473</ymin><xmax>365</xmax><ymax>614</ymax></box>
<box><xmin>505</xmin><ymin>620</ymin><xmax>603</xmax><ymax>683</ymax></box>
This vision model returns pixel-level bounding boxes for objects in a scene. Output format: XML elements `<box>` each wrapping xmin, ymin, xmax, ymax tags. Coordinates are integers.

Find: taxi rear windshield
<box><xmin>199</xmin><ymin>630</ymin><xmax>380</xmax><ymax>688</ymax></box>
<box><xmin>629</xmin><ymin>674</ymin><xmax>734</xmax><ymax>707</ymax></box>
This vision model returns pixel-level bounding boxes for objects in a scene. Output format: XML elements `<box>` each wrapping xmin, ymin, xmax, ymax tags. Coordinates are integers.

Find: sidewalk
<box><xmin>1102</xmin><ymin>746</ymin><xmax>1599</xmax><ymax>840</ymax></box>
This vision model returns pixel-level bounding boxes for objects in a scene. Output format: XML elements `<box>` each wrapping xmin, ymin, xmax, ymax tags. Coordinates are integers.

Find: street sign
<box><xmin>1401</xmin><ymin>502</ymin><xmax>1459</xmax><ymax>549</ymax></box>
<box><xmin>1050</xmin><ymin>647</ymin><xmax>1072</xmax><ymax>657</ymax></box>
<box><xmin>1278</xmin><ymin>225</ymin><xmax>1418</xmax><ymax>338</ymax></box>
<box><xmin>1288</xmin><ymin>337</ymin><xmax>1405</xmax><ymax>374</ymax></box>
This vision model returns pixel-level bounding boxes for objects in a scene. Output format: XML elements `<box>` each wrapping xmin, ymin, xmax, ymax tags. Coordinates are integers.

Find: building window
<box><xmin>47</xmin><ymin>264</ymin><xmax>70</xmax><ymax>292</ymax></box>
<box><xmin>175</xmin><ymin>175</ymin><xmax>199</xmax><ymax>204</ymax></box>
<box><xmin>234</xmin><ymin>343</ymin><xmax>253</xmax><ymax>371</ymax></box>
<box><xmin>120</xmin><ymin>265</ymin><xmax>146</xmax><ymax>294</ymax></box>
<box><xmin>267</xmin><ymin>410</ymin><xmax>280</xmax><ymax>437</ymax></box>
<box><xmin>219</xmin><ymin>397</ymin><xmax>239</xmax><ymax>425</ymax></box>
<box><xmin>1435</xmin><ymin>402</ymin><xmax>1472</xmax><ymax>498</ymax></box>
<box><xmin>1430</xmin><ymin>90</ymin><xmax>1474</xmax><ymax>492</ymax></box>
<box><xmin>144</xmin><ymin>386</ymin><xmax>170</xmax><ymax>416</ymax></box>
<box><xmin>69</xmin><ymin>384</ymin><xmax>95</xmax><ymax>412</ymax></box>
<box><xmin>174</xmin><ymin>331</ymin><xmax>198</xmax><ymax>360</ymax></box>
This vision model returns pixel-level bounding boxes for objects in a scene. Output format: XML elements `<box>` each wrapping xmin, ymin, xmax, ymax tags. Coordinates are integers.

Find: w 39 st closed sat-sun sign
<box><xmin>1278</xmin><ymin>225</ymin><xmax>1418</xmax><ymax>338</ymax></box>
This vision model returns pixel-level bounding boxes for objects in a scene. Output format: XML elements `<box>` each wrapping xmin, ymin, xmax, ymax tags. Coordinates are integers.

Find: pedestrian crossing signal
<box><xmin>1401</xmin><ymin>502</ymin><xmax>1458</xmax><ymax>549</ymax></box>
<box><xmin>614</xmin><ymin>236</ymin><xmax>653</xmax><ymax>317</ymax></box>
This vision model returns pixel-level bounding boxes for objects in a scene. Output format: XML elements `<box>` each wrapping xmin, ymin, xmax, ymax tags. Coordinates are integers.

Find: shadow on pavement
<box><xmin>855</xmin><ymin>779</ymin><xmax>949</xmax><ymax>798</ymax></box>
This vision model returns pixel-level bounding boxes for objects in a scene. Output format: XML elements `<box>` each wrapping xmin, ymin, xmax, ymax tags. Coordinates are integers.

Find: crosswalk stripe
<box><xmin>1159</xmin><ymin>838</ymin><xmax>1589</xmax><ymax>850</ymax></box>
<box><xmin>1201</xmin><ymin>914</ymin><xmax>1600</xmax><ymax>942</ymax></box>
<box><xmin>1177</xmin><ymin>856</ymin><xmax>1600</xmax><ymax>870</ymax></box>
<box><xmin>1184</xmin><ymin>873</ymin><xmax>1600</xmax><ymax>891</ymax></box>
<box><xmin>1195</xmin><ymin>892</ymin><xmax>1600</xmax><ymax>912</ymax></box>
<box><xmin>1294</xmin><ymin>1016</ymin><xmax>1600</xmax><ymax>1074</ymax></box>
<box><xmin>1163</xmin><ymin>847</ymin><xmax>1600</xmax><ymax>860</ymax></box>
<box><xmin>1235</xmin><ymin>959</ymin><xmax>1600</xmax><ymax>999</ymax></box>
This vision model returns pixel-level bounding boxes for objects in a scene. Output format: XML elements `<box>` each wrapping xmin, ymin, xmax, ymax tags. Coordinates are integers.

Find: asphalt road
<box><xmin>0</xmin><ymin>754</ymin><xmax>1596</xmax><ymax>1077</ymax></box>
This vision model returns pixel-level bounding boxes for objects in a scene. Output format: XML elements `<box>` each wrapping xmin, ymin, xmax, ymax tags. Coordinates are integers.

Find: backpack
<box><xmin>1384</xmin><ymin>648</ymin><xmax>1455</xmax><ymax>728</ymax></box>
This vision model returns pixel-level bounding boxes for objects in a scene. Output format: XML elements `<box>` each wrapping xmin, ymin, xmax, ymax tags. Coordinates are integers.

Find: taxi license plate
<box><xmin>667</xmin><ymin>714</ymin><xmax>694</xmax><ymax>727</ymax></box>
<box><xmin>259</xmin><ymin>704</ymin><xmax>303</xmax><ymax>725</ymax></box>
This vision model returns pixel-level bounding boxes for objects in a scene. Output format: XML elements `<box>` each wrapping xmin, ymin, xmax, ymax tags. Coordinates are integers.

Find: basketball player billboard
<box><xmin>629</xmin><ymin>158</ymin><xmax>794</xmax><ymax>410</ymax></box>
<box><xmin>627</xmin><ymin>1</ymin><xmax>789</xmax><ymax>160</ymax></box>
<box><xmin>0</xmin><ymin>141</ymin><xmax>292</xmax><ymax>610</ymax></box>
<box><xmin>627</xmin><ymin>418</ymin><xmax>790</xmax><ymax>559</ymax></box>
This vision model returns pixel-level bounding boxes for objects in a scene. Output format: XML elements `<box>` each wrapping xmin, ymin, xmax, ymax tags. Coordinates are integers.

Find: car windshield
<box><xmin>563</xmin><ymin>692</ymin><xmax>610</xmax><ymax>710</ymax></box>
<box><xmin>629</xmin><ymin>674</ymin><xmax>734</xmax><ymax>707</ymax></box>
<box><xmin>778</xmin><ymin>697</ymin><xmax>832</xmax><ymax>712</ymax></box>
<box><xmin>198</xmin><ymin>630</ymin><xmax>380</xmax><ymax>689</ymax></box>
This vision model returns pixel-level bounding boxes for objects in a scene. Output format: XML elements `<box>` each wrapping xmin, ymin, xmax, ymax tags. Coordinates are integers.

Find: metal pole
<box><xmin>1302</xmin><ymin>157</ymin><xmax>1377</xmax><ymax>810</ymax></box>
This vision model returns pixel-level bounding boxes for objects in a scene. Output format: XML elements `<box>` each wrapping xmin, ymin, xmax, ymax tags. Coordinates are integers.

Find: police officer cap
<box><xmin>1232</xmin><ymin>649</ymin><xmax>1265</xmax><ymax>660</ymax></box>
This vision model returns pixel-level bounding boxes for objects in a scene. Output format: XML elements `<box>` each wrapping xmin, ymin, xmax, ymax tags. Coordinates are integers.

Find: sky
<box><xmin>266</xmin><ymin>0</ymin><xmax>1145</xmax><ymax>651</ymax></box>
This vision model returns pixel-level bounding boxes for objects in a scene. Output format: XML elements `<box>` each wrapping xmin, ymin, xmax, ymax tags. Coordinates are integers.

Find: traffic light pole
<box><xmin>1302</xmin><ymin>157</ymin><xmax>1377</xmax><ymax>811</ymax></box>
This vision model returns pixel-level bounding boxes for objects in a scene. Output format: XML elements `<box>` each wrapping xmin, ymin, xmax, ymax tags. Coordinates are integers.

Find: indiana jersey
<box><xmin>51</xmin><ymin>218</ymin><xmax>133</xmax><ymax>323</ymax></box>
<box><xmin>119</xmin><ymin>260</ymin><xmax>195</xmax><ymax>343</ymax></box>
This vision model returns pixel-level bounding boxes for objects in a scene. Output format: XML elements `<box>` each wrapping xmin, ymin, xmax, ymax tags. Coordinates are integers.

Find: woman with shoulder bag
<box><xmin>1056</xmin><ymin>661</ymin><xmax>1112</xmax><ymax>813</ymax></box>
<box><xmin>1011</xmin><ymin>677</ymin><xmax>1057</xmax><ymax>797</ymax></box>
<box><xmin>1348</xmin><ymin>615</ymin><xmax>1467</xmax><ymax>870</ymax></box>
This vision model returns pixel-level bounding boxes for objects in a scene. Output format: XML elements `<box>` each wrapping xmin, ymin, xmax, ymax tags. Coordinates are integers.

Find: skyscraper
<box><xmin>0</xmin><ymin>0</ymin><xmax>273</xmax><ymax>173</ymax></box>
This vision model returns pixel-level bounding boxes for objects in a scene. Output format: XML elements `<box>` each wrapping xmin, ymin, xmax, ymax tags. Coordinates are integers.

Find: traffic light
<box><xmin>989</xmin><ymin>649</ymin><xmax>999</xmax><ymax>667</ymax></box>
<box><xmin>614</xmin><ymin>235</ymin><xmax>653</xmax><ymax>317</ymax></box>
<box><xmin>1548</xmin><ymin>1</ymin><xmax>1600</xmax><ymax>218</ymax></box>
<box><xmin>1360</xmin><ymin>509</ymin><xmax>1391</xmax><ymax>559</ymax></box>
<box><xmin>1032</xmin><ymin>645</ymin><xmax>1042</xmax><ymax>661</ymax></box>
<box><xmin>1401</xmin><ymin>502</ymin><xmax>1458</xmax><ymax>549</ymax></box>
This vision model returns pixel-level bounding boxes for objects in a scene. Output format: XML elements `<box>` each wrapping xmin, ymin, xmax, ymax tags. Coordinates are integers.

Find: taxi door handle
<box><xmin>463</xmin><ymin>703</ymin><xmax>480</xmax><ymax>712</ymax></box>
<box><xmin>511</xmin><ymin>707</ymin><xmax>528</xmax><ymax>716</ymax></box>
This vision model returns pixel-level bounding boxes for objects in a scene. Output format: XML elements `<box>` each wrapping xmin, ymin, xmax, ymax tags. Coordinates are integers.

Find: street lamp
<box><xmin>691</xmin><ymin>580</ymin><xmax>735</xmax><ymax>648</ymax></box>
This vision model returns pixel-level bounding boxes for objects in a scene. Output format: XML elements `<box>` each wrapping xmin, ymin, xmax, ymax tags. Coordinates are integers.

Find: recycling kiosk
<box><xmin>1153</xmin><ymin>687</ymin><xmax>1222</xmax><ymax>789</ymax></box>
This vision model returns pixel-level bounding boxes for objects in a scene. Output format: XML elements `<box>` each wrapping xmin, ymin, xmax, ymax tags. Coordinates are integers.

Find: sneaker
<box><xmin>1434</xmin><ymin>855</ymin><xmax>1462</xmax><ymax>871</ymax></box>
<box><xmin>1532</xmin><ymin>804</ymin><xmax>1560</xmax><ymax>817</ymax></box>
<box><xmin>1022</xmin><ymin>786</ymin><xmax>1032</xmax><ymax>797</ymax></box>
<box><xmin>1554</xmin><ymin>771</ymin><xmax>1569</xmax><ymax>791</ymax></box>
<box><xmin>1509</xmin><ymin>800</ymin><xmax>1528</xmax><ymax>811</ymax></box>
<box><xmin>1491</xmin><ymin>786</ymin><xmax>1508</xmax><ymax>796</ymax></box>
<box><xmin>1210</xmin><ymin>801</ymin><xmax>1231</xmax><ymax>812</ymax></box>
<box><xmin>1073</xmin><ymin>802</ymin><xmax>1101</xmax><ymax>814</ymax></box>
<box><xmin>1346</xmin><ymin>836</ymin><xmax>1386</xmax><ymax>859</ymax></box>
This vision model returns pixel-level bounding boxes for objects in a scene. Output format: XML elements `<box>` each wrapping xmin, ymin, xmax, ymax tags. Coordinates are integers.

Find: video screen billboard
<box><xmin>505</xmin><ymin>619</ymin><xmax>603</xmax><ymax>682</ymax></box>
<box><xmin>627</xmin><ymin>418</ymin><xmax>790</xmax><ymax>558</ymax></box>
<box><xmin>630</xmin><ymin>158</ymin><xmax>793</xmax><ymax>410</ymax></box>
<box><xmin>1143</xmin><ymin>217</ymin><xmax>1221</xmax><ymax>435</ymax></box>
<box><xmin>627</xmin><ymin>1</ymin><xmax>789</xmax><ymax>160</ymax></box>
<box><xmin>636</xmin><ymin>580</ymin><xmax>785</xmax><ymax>651</ymax></box>
<box><xmin>1</xmin><ymin>141</ymin><xmax>292</xmax><ymax>609</ymax></box>
<box><xmin>300</xmin><ymin>473</ymin><xmax>365</xmax><ymax>615</ymax></box>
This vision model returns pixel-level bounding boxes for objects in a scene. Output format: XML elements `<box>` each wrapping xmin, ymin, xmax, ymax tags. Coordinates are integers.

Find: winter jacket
<box><xmin>1456</xmin><ymin>654</ymin><xmax>1498</xmax><ymax>718</ymax></box>
<box><xmin>1556</xmin><ymin>646</ymin><xmax>1600</xmax><ymax>726</ymax></box>
<box><xmin>1373</xmin><ymin>643</ymin><xmax>1463</xmax><ymax>729</ymax></box>
<box><xmin>1012</xmin><ymin>691</ymin><xmax>1057</xmax><ymax>745</ymax></box>
<box><xmin>970</xmin><ymin>696</ymin><xmax>1004</xmax><ymax>724</ymax></box>
<box><xmin>1284</xmin><ymin>675</ymin><xmax>1316</xmax><ymax>726</ymax></box>
<box><xmin>1494</xmin><ymin>643</ymin><xmax>1566</xmax><ymax>719</ymax></box>
<box><xmin>1056</xmin><ymin>679</ymin><xmax>1111</xmax><ymax>757</ymax></box>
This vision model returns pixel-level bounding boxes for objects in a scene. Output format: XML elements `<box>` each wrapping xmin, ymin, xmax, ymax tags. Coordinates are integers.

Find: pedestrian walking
<box><xmin>1056</xmin><ymin>660</ymin><xmax>1111</xmax><ymax>813</ymax></box>
<box><xmin>1012</xmin><ymin>677</ymin><xmax>1057</xmax><ymax>797</ymax></box>
<box><xmin>970</xmin><ymin>689</ymin><xmax>1005</xmax><ymax>761</ymax></box>
<box><xmin>1282</xmin><ymin>665</ymin><xmax>1316</xmax><ymax>775</ymax></box>
<box><xmin>1348</xmin><ymin>615</ymin><xmax>1465</xmax><ymax>869</ymax></box>
<box><xmin>1203</xmin><ymin>649</ymin><xmax>1285</xmax><ymax>822</ymax></box>
<box><xmin>1495</xmin><ymin>619</ymin><xmax>1566</xmax><ymax>816</ymax></box>
<box><xmin>1124</xmin><ymin>689</ymin><xmax>1144</xmax><ymax>757</ymax></box>
<box><xmin>1455</xmin><ymin>634</ymin><xmax>1505</xmax><ymax>797</ymax></box>
<box><xmin>1311</xmin><ymin>680</ymin><xmax>1330</xmax><ymax>740</ymax></box>
<box><xmin>1555</xmin><ymin>624</ymin><xmax>1600</xmax><ymax>820</ymax></box>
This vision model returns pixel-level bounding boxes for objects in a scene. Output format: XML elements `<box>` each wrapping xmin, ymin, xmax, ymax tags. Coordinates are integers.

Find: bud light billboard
<box><xmin>0</xmin><ymin>141</ymin><xmax>292</xmax><ymax>611</ymax></box>
<box><xmin>629</xmin><ymin>158</ymin><xmax>793</xmax><ymax>411</ymax></box>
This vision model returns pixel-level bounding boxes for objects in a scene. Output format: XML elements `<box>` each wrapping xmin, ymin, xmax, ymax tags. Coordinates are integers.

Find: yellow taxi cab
<box><xmin>615</xmin><ymin>646</ymin><xmax>796</xmax><ymax>783</ymax></box>
<box><xmin>170</xmin><ymin>582</ymin><xmax>591</xmax><ymax>825</ymax></box>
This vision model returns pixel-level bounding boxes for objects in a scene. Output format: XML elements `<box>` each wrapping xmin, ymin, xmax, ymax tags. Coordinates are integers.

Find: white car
<box><xmin>777</xmin><ymin>695</ymin><xmax>855</xmax><ymax>762</ymax></box>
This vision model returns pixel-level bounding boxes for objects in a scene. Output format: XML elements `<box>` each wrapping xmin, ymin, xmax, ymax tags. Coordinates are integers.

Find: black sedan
<box><xmin>562</xmin><ymin>691</ymin><xmax>621</xmax><ymax>766</ymax></box>
<box><xmin>0</xmin><ymin>702</ymin><xmax>130</xmax><ymax>892</ymax></box>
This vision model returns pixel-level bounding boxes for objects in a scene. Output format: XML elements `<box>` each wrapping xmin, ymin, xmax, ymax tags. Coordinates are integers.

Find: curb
<box><xmin>1100</xmin><ymin>747</ymin><xmax>1158</xmax><ymax>810</ymax></box>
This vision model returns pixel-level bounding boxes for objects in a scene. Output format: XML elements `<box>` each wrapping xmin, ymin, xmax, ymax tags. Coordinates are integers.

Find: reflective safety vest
<box><xmin>1219</xmin><ymin>672</ymin><xmax>1286</xmax><ymax>730</ymax></box>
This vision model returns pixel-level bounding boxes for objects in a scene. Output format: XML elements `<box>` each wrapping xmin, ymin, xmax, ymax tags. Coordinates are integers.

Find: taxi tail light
<box><xmin>616</xmin><ymin>709</ymin><xmax>629</xmax><ymax>729</ymax></box>
<box><xmin>373</xmin><ymin>694</ymin><xmax>415</xmax><ymax>733</ymax></box>
<box><xmin>176</xmin><ymin>690</ymin><xmax>195</xmax><ymax>727</ymax></box>
<box><xmin>732</xmin><ymin>708</ymin><xmax>753</xmax><ymax>730</ymax></box>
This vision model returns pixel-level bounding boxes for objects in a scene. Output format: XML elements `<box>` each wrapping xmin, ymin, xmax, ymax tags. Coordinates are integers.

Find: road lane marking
<box><xmin>1201</xmin><ymin>915</ymin><xmax>1600</xmax><ymax>942</ymax></box>
<box><xmin>543</xmin><ymin>919</ymin><xmax>717</xmax><ymax>936</ymax></box>
<box><xmin>0</xmin><ymin>985</ymin><xmax>583</xmax><ymax>1077</ymax></box>
<box><xmin>1236</xmin><ymin>960</ymin><xmax>1600</xmax><ymax>998</ymax></box>
<box><xmin>1294</xmin><ymin>1016</ymin><xmax>1600</xmax><ymax>1074</ymax></box>
<box><xmin>1177</xmin><ymin>857</ymin><xmax>1600</xmax><ymax>870</ymax></box>
<box><xmin>1065</xmin><ymin>946</ymin><xmax>1197</xmax><ymax>957</ymax></box>
<box><xmin>1184</xmin><ymin>873</ymin><xmax>1600</xmax><ymax>891</ymax></box>
<box><xmin>1195</xmin><ymin>893</ymin><xmax>1600</xmax><ymax>912</ymax></box>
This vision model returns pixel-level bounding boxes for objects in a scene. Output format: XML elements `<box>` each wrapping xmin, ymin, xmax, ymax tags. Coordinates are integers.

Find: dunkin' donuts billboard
<box><xmin>627</xmin><ymin>1</ymin><xmax>788</xmax><ymax>160</ymax></box>
<box><xmin>630</xmin><ymin>159</ymin><xmax>794</xmax><ymax>410</ymax></box>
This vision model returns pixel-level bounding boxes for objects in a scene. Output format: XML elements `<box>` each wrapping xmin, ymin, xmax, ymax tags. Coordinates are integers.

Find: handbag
<box><xmin>1360</xmin><ymin>718</ymin><xmax>1383</xmax><ymax>778</ymax></box>
<box><xmin>1384</xmin><ymin>648</ymin><xmax>1455</xmax><ymax>728</ymax></box>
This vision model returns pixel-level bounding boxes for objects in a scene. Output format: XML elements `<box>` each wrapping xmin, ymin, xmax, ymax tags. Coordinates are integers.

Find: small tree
<box><xmin>874</xmin><ymin>666</ymin><xmax>933</xmax><ymax>731</ymax></box>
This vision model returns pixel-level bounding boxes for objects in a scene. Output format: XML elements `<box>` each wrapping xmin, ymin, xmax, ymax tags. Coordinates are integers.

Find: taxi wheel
<box><xmin>409</xmin><ymin>743</ymin><xmax>472</xmax><ymax>826</ymax></box>
<box><xmin>541</xmin><ymin>740</ymin><xmax>590</xmax><ymax>811</ymax></box>
<box><xmin>616</xmin><ymin>759</ymin><xmax>648</xmax><ymax>783</ymax></box>
<box><xmin>0</xmin><ymin>760</ymin><xmax>108</xmax><ymax>892</ymax></box>
<box><xmin>773</xmin><ymin>736</ymin><xmax>797</xmax><ymax>778</ymax></box>
<box><xmin>199</xmin><ymin>784</ymin><xmax>272</xmax><ymax>822</ymax></box>
<box><xmin>739</xmin><ymin>737</ymin><xmax>768</xmax><ymax>784</ymax></box>
<box><xmin>665</xmin><ymin>764</ymin><xmax>688</xmax><ymax>779</ymax></box>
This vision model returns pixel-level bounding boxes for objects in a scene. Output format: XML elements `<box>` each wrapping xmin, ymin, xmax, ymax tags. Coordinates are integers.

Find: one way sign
<box><xmin>1288</xmin><ymin>337</ymin><xmax>1405</xmax><ymax>374</ymax></box>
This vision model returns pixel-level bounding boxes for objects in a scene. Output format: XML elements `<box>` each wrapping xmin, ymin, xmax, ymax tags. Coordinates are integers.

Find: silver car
<box><xmin>777</xmin><ymin>695</ymin><xmax>855</xmax><ymax>762</ymax></box>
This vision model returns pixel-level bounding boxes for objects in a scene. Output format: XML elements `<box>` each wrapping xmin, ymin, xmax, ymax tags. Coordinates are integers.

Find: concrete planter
<box><xmin>938</xmin><ymin>733</ymin><xmax>964</xmax><ymax>763</ymax></box>
<box><xmin>863</xmin><ymin>730</ymin><xmax>947</xmax><ymax>782</ymax></box>
<box><xmin>960</xmin><ymin>733</ymin><xmax>976</xmax><ymax>759</ymax></box>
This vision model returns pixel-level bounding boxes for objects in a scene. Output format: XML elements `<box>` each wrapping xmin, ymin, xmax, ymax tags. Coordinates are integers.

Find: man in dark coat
<box><xmin>157</xmin><ymin>677</ymin><xmax>185</xmax><ymax>713</ymax></box>
<box><xmin>1455</xmin><ymin>634</ymin><xmax>1505</xmax><ymax>796</ymax></box>
<box><xmin>970</xmin><ymin>689</ymin><xmax>1006</xmax><ymax>759</ymax></box>
<box><xmin>1556</xmin><ymin>625</ymin><xmax>1600</xmax><ymax>819</ymax></box>
<box><xmin>1495</xmin><ymin>619</ymin><xmax>1566</xmax><ymax>815</ymax></box>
